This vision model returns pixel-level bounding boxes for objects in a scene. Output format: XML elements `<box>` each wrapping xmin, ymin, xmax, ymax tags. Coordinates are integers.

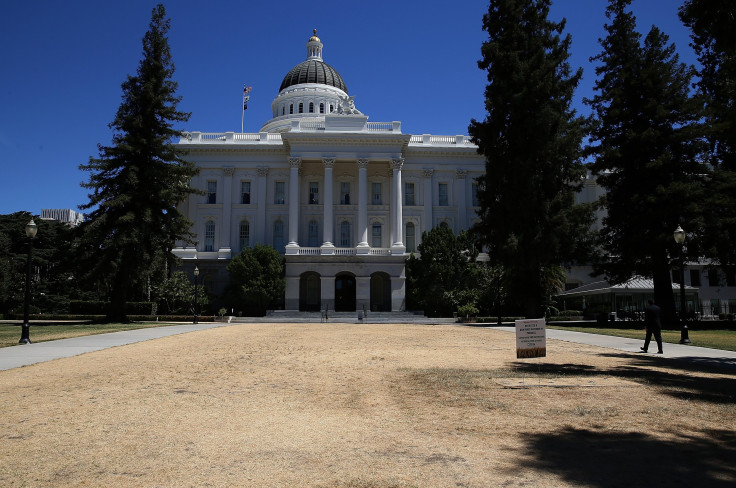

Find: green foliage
<box><xmin>224</xmin><ymin>245</ymin><xmax>285</xmax><ymax>316</ymax></box>
<box><xmin>405</xmin><ymin>227</ymin><xmax>480</xmax><ymax>317</ymax></box>
<box><xmin>0</xmin><ymin>212</ymin><xmax>90</xmax><ymax>315</ymax></box>
<box><xmin>152</xmin><ymin>271</ymin><xmax>209</xmax><ymax>315</ymax></box>
<box><xmin>468</xmin><ymin>0</ymin><xmax>594</xmax><ymax>319</ymax></box>
<box><xmin>586</xmin><ymin>0</ymin><xmax>707</xmax><ymax>326</ymax></box>
<box><xmin>680</xmin><ymin>1</ymin><xmax>736</xmax><ymax>269</ymax></box>
<box><xmin>77</xmin><ymin>4</ymin><xmax>198</xmax><ymax>322</ymax></box>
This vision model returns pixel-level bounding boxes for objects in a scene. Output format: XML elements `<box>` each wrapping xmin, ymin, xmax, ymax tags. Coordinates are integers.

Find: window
<box><xmin>308</xmin><ymin>220</ymin><xmax>319</xmax><ymax>247</ymax></box>
<box><xmin>672</xmin><ymin>269</ymin><xmax>682</xmax><ymax>285</ymax></box>
<box><xmin>708</xmin><ymin>270</ymin><xmax>721</xmax><ymax>287</ymax></box>
<box><xmin>206</xmin><ymin>181</ymin><xmax>217</xmax><ymax>204</ymax></box>
<box><xmin>728</xmin><ymin>270</ymin><xmax>736</xmax><ymax>287</ymax></box>
<box><xmin>239</xmin><ymin>221</ymin><xmax>250</xmax><ymax>250</ymax></box>
<box><xmin>298</xmin><ymin>102</ymin><xmax>303</xmax><ymax>113</ymax></box>
<box><xmin>204</xmin><ymin>221</ymin><xmax>215</xmax><ymax>252</ymax></box>
<box><xmin>438</xmin><ymin>183</ymin><xmax>448</xmax><ymax>206</ymax></box>
<box><xmin>319</xmin><ymin>103</ymin><xmax>324</xmax><ymax>114</ymax></box>
<box><xmin>274</xmin><ymin>181</ymin><xmax>285</xmax><ymax>204</ymax></box>
<box><xmin>372</xmin><ymin>182</ymin><xmax>382</xmax><ymax>205</ymax></box>
<box><xmin>281</xmin><ymin>106</ymin><xmax>285</xmax><ymax>116</ymax></box>
<box><xmin>405</xmin><ymin>182</ymin><xmax>415</xmax><ymax>206</ymax></box>
<box><xmin>289</xmin><ymin>104</ymin><xmax>293</xmax><ymax>114</ymax></box>
<box><xmin>309</xmin><ymin>102</ymin><xmax>314</xmax><ymax>113</ymax></box>
<box><xmin>329</xmin><ymin>104</ymin><xmax>333</xmax><ymax>113</ymax></box>
<box><xmin>439</xmin><ymin>221</ymin><xmax>449</xmax><ymax>230</ymax></box>
<box><xmin>241</xmin><ymin>181</ymin><xmax>251</xmax><ymax>204</ymax></box>
<box><xmin>371</xmin><ymin>223</ymin><xmax>382</xmax><ymax>248</ymax></box>
<box><xmin>690</xmin><ymin>269</ymin><xmax>701</xmax><ymax>287</ymax></box>
<box><xmin>406</xmin><ymin>222</ymin><xmax>415</xmax><ymax>252</ymax></box>
<box><xmin>341</xmin><ymin>182</ymin><xmax>351</xmax><ymax>205</ymax></box>
<box><xmin>273</xmin><ymin>220</ymin><xmax>284</xmax><ymax>251</ymax></box>
<box><xmin>472</xmin><ymin>182</ymin><xmax>480</xmax><ymax>206</ymax></box>
<box><xmin>340</xmin><ymin>221</ymin><xmax>351</xmax><ymax>247</ymax></box>
<box><xmin>309</xmin><ymin>182</ymin><xmax>319</xmax><ymax>204</ymax></box>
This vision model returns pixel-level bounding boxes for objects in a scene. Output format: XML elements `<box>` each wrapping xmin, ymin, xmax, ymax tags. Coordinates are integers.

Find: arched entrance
<box><xmin>370</xmin><ymin>272</ymin><xmax>392</xmax><ymax>312</ymax></box>
<box><xmin>334</xmin><ymin>273</ymin><xmax>356</xmax><ymax>311</ymax></box>
<box><xmin>299</xmin><ymin>272</ymin><xmax>321</xmax><ymax>311</ymax></box>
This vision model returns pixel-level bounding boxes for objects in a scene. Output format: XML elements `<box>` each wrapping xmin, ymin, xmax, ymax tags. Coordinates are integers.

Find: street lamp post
<box><xmin>193</xmin><ymin>266</ymin><xmax>199</xmax><ymax>324</ymax></box>
<box><xmin>19</xmin><ymin>219</ymin><xmax>38</xmax><ymax>344</ymax></box>
<box><xmin>673</xmin><ymin>225</ymin><xmax>691</xmax><ymax>344</ymax></box>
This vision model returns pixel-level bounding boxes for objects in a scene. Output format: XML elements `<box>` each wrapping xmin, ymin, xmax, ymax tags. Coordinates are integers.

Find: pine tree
<box><xmin>78</xmin><ymin>4</ymin><xmax>198</xmax><ymax>322</ymax></box>
<box><xmin>586</xmin><ymin>0</ymin><xmax>706</xmax><ymax>325</ymax></box>
<box><xmin>468</xmin><ymin>0</ymin><xmax>593</xmax><ymax>319</ymax></box>
<box><xmin>680</xmin><ymin>0</ymin><xmax>736</xmax><ymax>268</ymax></box>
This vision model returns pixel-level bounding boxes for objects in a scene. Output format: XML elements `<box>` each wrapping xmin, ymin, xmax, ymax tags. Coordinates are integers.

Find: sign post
<box><xmin>515</xmin><ymin>318</ymin><xmax>547</xmax><ymax>358</ymax></box>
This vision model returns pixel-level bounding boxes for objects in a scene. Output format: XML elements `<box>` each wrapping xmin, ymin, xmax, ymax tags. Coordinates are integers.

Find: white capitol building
<box><xmin>173</xmin><ymin>30</ymin><xmax>486</xmax><ymax>312</ymax></box>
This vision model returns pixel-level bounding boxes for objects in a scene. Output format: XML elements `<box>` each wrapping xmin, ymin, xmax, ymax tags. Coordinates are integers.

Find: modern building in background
<box><xmin>40</xmin><ymin>208</ymin><xmax>84</xmax><ymax>227</ymax></box>
<box><xmin>173</xmin><ymin>31</ymin><xmax>485</xmax><ymax>312</ymax></box>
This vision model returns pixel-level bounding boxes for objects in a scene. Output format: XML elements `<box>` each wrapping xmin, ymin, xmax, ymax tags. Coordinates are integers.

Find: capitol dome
<box><xmin>279</xmin><ymin>59</ymin><xmax>347</xmax><ymax>93</ymax></box>
<box><xmin>261</xmin><ymin>30</ymin><xmax>358</xmax><ymax>133</ymax></box>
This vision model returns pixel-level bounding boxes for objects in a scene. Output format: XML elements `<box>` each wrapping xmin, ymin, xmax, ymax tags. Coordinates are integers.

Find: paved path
<box><xmin>0</xmin><ymin>322</ymin><xmax>231</xmax><ymax>371</ymax></box>
<box><xmin>1</xmin><ymin>322</ymin><xmax>735</xmax><ymax>371</ymax></box>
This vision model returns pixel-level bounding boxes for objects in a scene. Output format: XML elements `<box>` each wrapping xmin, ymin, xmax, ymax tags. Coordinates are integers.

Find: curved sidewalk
<box><xmin>494</xmin><ymin>325</ymin><xmax>736</xmax><ymax>370</ymax></box>
<box><xmin>1</xmin><ymin>322</ymin><xmax>735</xmax><ymax>371</ymax></box>
<box><xmin>0</xmin><ymin>322</ymin><xmax>231</xmax><ymax>371</ymax></box>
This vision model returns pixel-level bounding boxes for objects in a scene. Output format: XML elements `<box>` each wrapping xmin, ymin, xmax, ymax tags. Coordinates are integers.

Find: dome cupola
<box><xmin>278</xmin><ymin>30</ymin><xmax>348</xmax><ymax>93</ymax></box>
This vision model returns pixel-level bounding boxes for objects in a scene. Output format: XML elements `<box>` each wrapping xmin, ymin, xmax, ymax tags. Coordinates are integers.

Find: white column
<box><xmin>456</xmin><ymin>169</ymin><xmax>467</xmax><ymax>231</ymax></box>
<box><xmin>256</xmin><ymin>166</ymin><xmax>268</xmax><ymax>245</ymax></box>
<box><xmin>357</xmin><ymin>159</ymin><xmax>370</xmax><ymax>253</ymax></box>
<box><xmin>286</xmin><ymin>157</ymin><xmax>301</xmax><ymax>254</ymax></box>
<box><xmin>219</xmin><ymin>167</ymin><xmax>235</xmax><ymax>259</ymax></box>
<box><xmin>391</xmin><ymin>158</ymin><xmax>405</xmax><ymax>254</ymax></box>
<box><xmin>321</xmin><ymin>158</ymin><xmax>335</xmax><ymax>253</ymax></box>
<box><xmin>423</xmin><ymin>169</ymin><xmax>434</xmax><ymax>232</ymax></box>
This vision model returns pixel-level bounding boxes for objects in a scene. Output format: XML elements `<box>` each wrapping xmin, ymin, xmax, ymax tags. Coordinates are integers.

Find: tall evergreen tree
<box><xmin>586</xmin><ymin>0</ymin><xmax>706</xmax><ymax>325</ymax></box>
<box><xmin>78</xmin><ymin>4</ymin><xmax>198</xmax><ymax>322</ymax></box>
<box><xmin>680</xmin><ymin>0</ymin><xmax>736</xmax><ymax>269</ymax></box>
<box><xmin>468</xmin><ymin>0</ymin><xmax>593</xmax><ymax>318</ymax></box>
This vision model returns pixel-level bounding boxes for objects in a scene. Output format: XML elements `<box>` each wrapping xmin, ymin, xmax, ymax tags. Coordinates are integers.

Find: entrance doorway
<box><xmin>334</xmin><ymin>273</ymin><xmax>356</xmax><ymax>311</ymax></box>
<box><xmin>370</xmin><ymin>272</ymin><xmax>392</xmax><ymax>311</ymax></box>
<box><xmin>299</xmin><ymin>272</ymin><xmax>321</xmax><ymax>311</ymax></box>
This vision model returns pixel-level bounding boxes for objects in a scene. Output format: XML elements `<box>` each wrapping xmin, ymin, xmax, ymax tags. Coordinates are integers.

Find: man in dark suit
<box><xmin>641</xmin><ymin>300</ymin><xmax>664</xmax><ymax>354</ymax></box>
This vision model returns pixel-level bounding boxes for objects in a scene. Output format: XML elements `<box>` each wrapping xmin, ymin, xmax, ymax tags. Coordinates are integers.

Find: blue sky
<box><xmin>0</xmin><ymin>0</ymin><xmax>696</xmax><ymax>215</ymax></box>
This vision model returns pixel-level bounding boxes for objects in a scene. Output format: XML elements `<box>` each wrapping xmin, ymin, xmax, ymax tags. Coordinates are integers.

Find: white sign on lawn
<box><xmin>515</xmin><ymin>318</ymin><xmax>547</xmax><ymax>358</ymax></box>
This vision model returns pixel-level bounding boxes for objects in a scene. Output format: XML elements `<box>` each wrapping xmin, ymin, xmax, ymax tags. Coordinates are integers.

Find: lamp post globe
<box><xmin>19</xmin><ymin>219</ymin><xmax>38</xmax><ymax>344</ymax></box>
<box><xmin>673</xmin><ymin>225</ymin><xmax>690</xmax><ymax>344</ymax></box>
<box><xmin>193</xmin><ymin>266</ymin><xmax>200</xmax><ymax>324</ymax></box>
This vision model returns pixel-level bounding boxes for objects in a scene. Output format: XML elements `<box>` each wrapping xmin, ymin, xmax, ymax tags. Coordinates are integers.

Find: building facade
<box><xmin>173</xmin><ymin>32</ymin><xmax>486</xmax><ymax>312</ymax></box>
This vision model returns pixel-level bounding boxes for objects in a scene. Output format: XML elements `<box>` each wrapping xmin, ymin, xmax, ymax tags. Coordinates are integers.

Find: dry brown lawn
<box><xmin>1</xmin><ymin>323</ymin><xmax>734</xmax><ymax>488</ymax></box>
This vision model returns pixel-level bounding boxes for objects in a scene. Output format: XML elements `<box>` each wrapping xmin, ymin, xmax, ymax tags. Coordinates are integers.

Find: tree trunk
<box><xmin>652</xmin><ymin>249</ymin><xmax>676</xmax><ymax>328</ymax></box>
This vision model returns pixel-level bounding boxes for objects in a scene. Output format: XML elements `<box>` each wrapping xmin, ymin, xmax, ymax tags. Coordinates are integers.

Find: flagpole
<box><xmin>242</xmin><ymin>84</ymin><xmax>252</xmax><ymax>133</ymax></box>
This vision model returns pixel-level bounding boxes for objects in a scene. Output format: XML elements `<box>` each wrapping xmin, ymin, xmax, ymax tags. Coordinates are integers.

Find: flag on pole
<box><xmin>243</xmin><ymin>85</ymin><xmax>252</xmax><ymax>110</ymax></box>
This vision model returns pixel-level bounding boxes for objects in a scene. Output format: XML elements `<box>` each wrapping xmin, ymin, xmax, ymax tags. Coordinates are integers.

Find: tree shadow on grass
<box><xmin>510</xmin><ymin>358</ymin><xmax>736</xmax><ymax>405</ymax></box>
<box><xmin>510</xmin><ymin>427</ymin><xmax>736</xmax><ymax>487</ymax></box>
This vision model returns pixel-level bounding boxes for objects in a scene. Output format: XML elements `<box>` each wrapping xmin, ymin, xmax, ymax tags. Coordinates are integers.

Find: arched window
<box><xmin>204</xmin><ymin>221</ymin><xmax>215</xmax><ymax>252</ymax></box>
<box><xmin>439</xmin><ymin>221</ymin><xmax>450</xmax><ymax>230</ymax></box>
<box><xmin>371</xmin><ymin>223</ymin><xmax>382</xmax><ymax>248</ymax></box>
<box><xmin>340</xmin><ymin>221</ymin><xmax>351</xmax><ymax>247</ymax></box>
<box><xmin>309</xmin><ymin>102</ymin><xmax>314</xmax><ymax>113</ymax></box>
<box><xmin>298</xmin><ymin>102</ymin><xmax>304</xmax><ymax>113</ymax></box>
<box><xmin>239</xmin><ymin>221</ymin><xmax>250</xmax><ymax>251</ymax></box>
<box><xmin>406</xmin><ymin>222</ymin><xmax>416</xmax><ymax>252</ymax></box>
<box><xmin>308</xmin><ymin>220</ymin><xmax>319</xmax><ymax>247</ymax></box>
<box><xmin>329</xmin><ymin>104</ymin><xmax>333</xmax><ymax>113</ymax></box>
<box><xmin>273</xmin><ymin>220</ymin><xmax>284</xmax><ymax>251</ymax></box>
<box><xmin>289</xmin><ymin>104</ymin><xmax>294</xmax><ymax>114</ymax></box>
<box><xmin>319</xmin><ymin>103</ymin><xmax>324</xmax><ymax>114</ymax></box>
<box><xmin>281</xmin><ymin>106</ymin><xmax>285</xmax><ymax>116</ymax></box>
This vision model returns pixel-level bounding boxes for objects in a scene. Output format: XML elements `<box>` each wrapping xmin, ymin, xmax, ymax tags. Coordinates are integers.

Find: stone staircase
<box><xmin>228</xmin><ymin>310</ymin><xmax>457</xmax><ymax>325</ymax></box>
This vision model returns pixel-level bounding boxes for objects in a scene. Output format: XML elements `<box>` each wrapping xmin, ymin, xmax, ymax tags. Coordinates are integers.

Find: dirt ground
<box><xmin>0</xmin><ymin>323</ymin><xmax>734</xmax><ymax>488</ymax></box>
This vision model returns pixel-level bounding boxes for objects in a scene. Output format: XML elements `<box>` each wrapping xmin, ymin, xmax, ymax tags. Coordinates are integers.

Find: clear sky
<box><xmin>0</xmin><ymin>0</ymin><xmax>696</xmax><ymax>216</ymax></box>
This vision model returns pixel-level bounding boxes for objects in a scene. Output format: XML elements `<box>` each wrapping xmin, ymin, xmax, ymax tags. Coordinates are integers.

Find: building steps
<box><xmin>227</xmin><ymin>310</ymin><xmax>456</xmax><ymax>325</ymax></box>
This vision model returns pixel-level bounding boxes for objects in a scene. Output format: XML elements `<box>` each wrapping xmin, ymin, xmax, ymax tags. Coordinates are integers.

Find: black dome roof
<box><xmin>279</xmin><ymin>59</ymin><xmax>348</xmax><ymax>93</ymax></box>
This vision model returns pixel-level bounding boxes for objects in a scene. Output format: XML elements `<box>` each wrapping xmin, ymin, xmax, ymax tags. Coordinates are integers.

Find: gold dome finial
<box><xmin>309</xmin><ymin>29</ymin><xmax>320</xmax><ymax>42</ymax></box>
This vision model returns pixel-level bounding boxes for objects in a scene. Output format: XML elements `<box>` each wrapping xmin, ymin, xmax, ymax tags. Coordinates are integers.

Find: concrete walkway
<box><xmin>1</xmin><ymin>322</ymin><xmax>735</xmax><ymax>371</ymax></box>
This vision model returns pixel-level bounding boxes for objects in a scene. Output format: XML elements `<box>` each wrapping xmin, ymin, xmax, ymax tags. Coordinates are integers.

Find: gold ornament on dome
<box><xmin>309</xmin><ymin>29</ymin><xmax>320</xmax><ymax>42</ymax></box>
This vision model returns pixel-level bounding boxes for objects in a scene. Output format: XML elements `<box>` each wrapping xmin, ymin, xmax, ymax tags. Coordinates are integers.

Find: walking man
<box><xmin>641</xmin><ymin>300</ymin><xmax>664</xmax><ymax>354</ymax></box>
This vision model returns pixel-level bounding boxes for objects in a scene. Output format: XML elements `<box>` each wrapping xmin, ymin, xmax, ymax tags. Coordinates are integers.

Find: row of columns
<box><xmin>285</xmin><ymin>157</ymin><xmax>405</xmax><ymax>255</ymax></box>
